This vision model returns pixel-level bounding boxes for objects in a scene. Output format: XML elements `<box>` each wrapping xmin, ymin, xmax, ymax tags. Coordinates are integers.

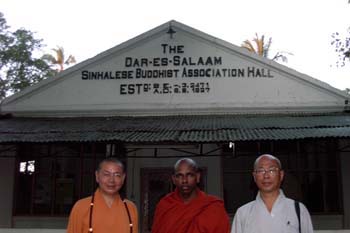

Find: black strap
<box><xmin>88</xmin><ymin>194</ymin><xmax>95</xmax><ymax>233</ymax></box>
<box><xmin>123</xmin><ymin>199</ymin><xmax>133</xmax><ymax>233</ymax></box>
<box><xmin>88</xmin><ymin>192</ymin><xmax>133</xmax><ymax>233</ymax></box>
<box><xmin>295</xmin><ymin>200</ymin><xmax>301</xmax><ymax>233</ymax></box>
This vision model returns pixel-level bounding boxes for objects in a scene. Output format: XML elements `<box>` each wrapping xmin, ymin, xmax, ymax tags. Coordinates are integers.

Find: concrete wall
<box><xmin>312</xmin><ymin>215</ymin><xmax>344</xmax><ymax>230</ymax></box>
<box><xmin>0</xmin><ymin>157</ymin><xmax>15</xmax><ymax>228</ymax></box>
<box><xmin>0</xmin><ymin>230</ymin><xmax>64</xmax><ymax>233</ymax></box>
<box><xmin>12</xmin><ymin>217</ymin><xmax>67</xmax><ymax>229</ymax></box>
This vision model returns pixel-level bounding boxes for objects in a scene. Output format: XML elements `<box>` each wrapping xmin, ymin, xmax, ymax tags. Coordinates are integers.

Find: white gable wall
<box><xmin>1</xmin><ymin>21</ymin><xmax>348</xmax><ymax>117</ymax></box>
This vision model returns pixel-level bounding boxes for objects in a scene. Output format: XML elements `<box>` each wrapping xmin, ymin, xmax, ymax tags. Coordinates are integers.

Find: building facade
<box><xmin>1</xmin><ymin>20</ymin><xmax>350</xmax><ymax>232</ymax></box>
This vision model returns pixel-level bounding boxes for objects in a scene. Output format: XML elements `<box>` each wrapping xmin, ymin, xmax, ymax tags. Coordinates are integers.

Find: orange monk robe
<box><xmin>152</xmin><ymin>188</ymin><xmax>230</xmax><ymax>233</ymax></box>
<box><xmin>67</xmin><ymin>189</ymin><xmax>138</xmax><ymax>233</ymax></box>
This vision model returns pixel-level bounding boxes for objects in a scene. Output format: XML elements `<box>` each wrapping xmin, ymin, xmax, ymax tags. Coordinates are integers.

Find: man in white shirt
<box><xmin>231</xmin><ymin>154</ymin><xmax>314</xmax><ymax>233</ymax></box>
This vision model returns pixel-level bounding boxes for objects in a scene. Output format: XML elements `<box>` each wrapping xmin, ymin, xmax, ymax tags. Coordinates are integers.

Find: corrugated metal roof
<box><xmin>1</xmin><ymin>114</ymin><xmax>350</xmax><ymax>143</ymax></box>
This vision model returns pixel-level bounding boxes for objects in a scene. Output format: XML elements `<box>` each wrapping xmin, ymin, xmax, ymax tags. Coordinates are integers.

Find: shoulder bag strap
<box><xmin>294</xmin><ymin>200</ymin><xmax>301</xmax><ymax>233</ymax></box>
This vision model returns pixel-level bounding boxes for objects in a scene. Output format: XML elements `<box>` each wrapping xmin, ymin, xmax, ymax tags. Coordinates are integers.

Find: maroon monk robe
<box><xmin>152</xmin><ymin>188</ymin><xmax>230</xmax><ymax>233</ymax></box>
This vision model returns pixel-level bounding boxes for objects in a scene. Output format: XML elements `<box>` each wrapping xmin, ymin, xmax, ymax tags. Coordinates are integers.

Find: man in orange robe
<box><xmin>67</xmin><ymin>158</ymin><xmax>138</xmax><ymax>233</ymax></box>
<box><xmin>152</xmin><ymin>158</ymin><xmax>230</xmax><ymax>233</ymax></box>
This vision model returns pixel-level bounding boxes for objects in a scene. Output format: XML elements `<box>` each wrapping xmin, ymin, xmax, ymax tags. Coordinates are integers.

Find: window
<box><xmin>223</xmin><ymin>139</ymin><xmax>342</xmax><ymax>215</ymax></box>
<box><xmin>14</xmin><ymin>143</ymin><xmax>110</xmax><ymax>216</ymax></box>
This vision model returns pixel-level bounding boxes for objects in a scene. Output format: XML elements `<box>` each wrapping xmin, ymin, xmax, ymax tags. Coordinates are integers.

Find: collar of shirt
<box><xmin>256</xmin><ymin>189</ymin><xmax>286</xmax><ymax>217</ymax></box>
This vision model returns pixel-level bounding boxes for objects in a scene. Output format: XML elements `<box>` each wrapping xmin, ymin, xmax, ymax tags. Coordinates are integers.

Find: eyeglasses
<box><xmin>254</xmin><ymin>167</ymin><xmax>280</xmax><ymax>176</ymax></box>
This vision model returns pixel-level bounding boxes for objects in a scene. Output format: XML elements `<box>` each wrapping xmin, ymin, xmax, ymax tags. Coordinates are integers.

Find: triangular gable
<box><xmin>1</xmin><ymin>20</ymin><xmax>349</xmax><ymax>117</ymax></box>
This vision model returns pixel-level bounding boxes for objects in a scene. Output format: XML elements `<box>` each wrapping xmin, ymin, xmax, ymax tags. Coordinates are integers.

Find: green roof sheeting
<box><xmin>0</xmin><ymin>114</ymin><xmax>350</xmax><ymax>143</ymax></box>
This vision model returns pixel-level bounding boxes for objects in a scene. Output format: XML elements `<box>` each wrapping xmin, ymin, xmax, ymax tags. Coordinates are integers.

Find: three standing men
<box><xmin>231</xmin><ymin>154</ymin><xmax>314</xmax><ymax>233</ymax></box>
<box><xmin>67</xmin><ymin>155</ymin><xmax>313</xmax><ymax>233</ymax></box>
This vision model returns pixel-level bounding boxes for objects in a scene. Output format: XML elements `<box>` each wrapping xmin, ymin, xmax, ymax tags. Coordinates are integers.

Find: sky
<box><xmin>1</xmin><ymin>0</ymin><xmax>350</xmax><ymax>90</ymax></box>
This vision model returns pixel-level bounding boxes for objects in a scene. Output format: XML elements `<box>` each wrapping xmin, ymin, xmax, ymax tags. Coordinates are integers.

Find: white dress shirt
<box><xmin>231</xmin><ymin>190</ymin><xmax>313</xmax><ymax>233</ymax></box>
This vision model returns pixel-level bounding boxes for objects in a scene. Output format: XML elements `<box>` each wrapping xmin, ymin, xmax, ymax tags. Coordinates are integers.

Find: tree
<box><xmin>0</xmin><ymin>12</ymin><xmax>12</xmax><ymax>98</ymax></box>
<box><xmin>42</xmin><ymin>46</ymin><xmax>76</xmax><ymax>72</ymax></box>
<box><xmin>241</xmin><ymin>33</ymin><xmax>292</xmax><ymax>63</ymax></box>
<box><xmin>0</xmin><ymin>12</ymin><xmax>56</xmax><ymax>100</ymax></box>
<box><xmin>331</xmin><ymin>27</ymin><xmax>350</xmax><ymax>67</ymax></box>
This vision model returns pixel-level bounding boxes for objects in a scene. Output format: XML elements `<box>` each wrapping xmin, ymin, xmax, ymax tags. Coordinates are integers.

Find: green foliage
<box><xmin>331</xmin><ymin>27</ymin><xmax>350</xmax><ymax>67</ymax></box>
<box><xmin>0</xmin><ymin>12</ymin><xmax>56</xmax><ymax>100</ymax></box>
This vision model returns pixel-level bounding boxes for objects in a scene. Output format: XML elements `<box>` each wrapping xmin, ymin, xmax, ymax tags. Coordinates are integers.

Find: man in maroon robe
<box><xmin>152</xmin><ymin>158</ymin><xmax>230</xmax><ymax>233</ymax></box>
